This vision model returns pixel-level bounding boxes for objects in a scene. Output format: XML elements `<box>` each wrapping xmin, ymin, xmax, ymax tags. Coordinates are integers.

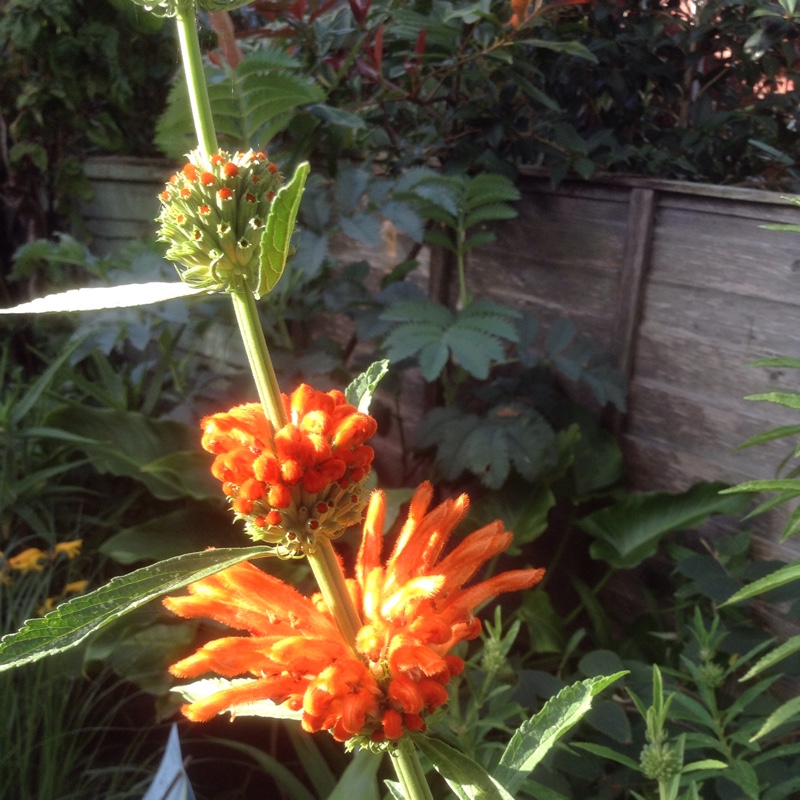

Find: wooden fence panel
<box><xmin>82</xmin><ymin>159</ymin><xmax>800</xmax><ymax>558</ymax></box>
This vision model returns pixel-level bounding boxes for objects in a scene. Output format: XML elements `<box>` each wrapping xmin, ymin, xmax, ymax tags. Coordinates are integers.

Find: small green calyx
<box><xmin>639</xmin><ymin>741</ymin><xmax>682</xmax><ymax>782</ymax></box>
<box><xmin>158</xmin><ymin>149</ymin><xmax>283</xmax><ymax>292</ymax></box>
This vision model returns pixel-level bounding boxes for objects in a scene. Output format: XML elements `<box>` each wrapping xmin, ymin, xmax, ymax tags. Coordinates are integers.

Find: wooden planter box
<box><xmin>81</xmin><ymin>156</ymin><xmax>176</xmax><ymax>253</ymax></box>
<box><xmin>82</xmin><ymin>158</ymin><xmax>800</xmax><ymax>557</ymax></box>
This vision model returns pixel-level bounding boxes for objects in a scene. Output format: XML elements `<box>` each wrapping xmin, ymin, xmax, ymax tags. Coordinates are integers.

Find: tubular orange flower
<box><xmin>202</xmin><ymin>383</ymin><xmax>378</xmax><ymax>555</ymax></box>
<box><xmin>164</xmin><ymin>483</ymin><xmax>545</xmax><ymax>747</ymax></box>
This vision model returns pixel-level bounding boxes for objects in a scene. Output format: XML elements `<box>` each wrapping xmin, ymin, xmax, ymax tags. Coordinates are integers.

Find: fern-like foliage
<box><xmin>395</xmin><ymin>170</ymin><xmax>521</xmax><ymax>254</ymax></box>
<box><xmin>380</xmin><ymin>297</ymin><xmax>520</xmax><ymax>380</ymax></box>
<box><xmin>417</xmin><ymin>404</ymin><xmax>558</xmax><ymax>489</ymax></box>
<box><xmin>155</xmin><ymin>49</ymin><xmax>324</xmax><ymax>157</ymax></box>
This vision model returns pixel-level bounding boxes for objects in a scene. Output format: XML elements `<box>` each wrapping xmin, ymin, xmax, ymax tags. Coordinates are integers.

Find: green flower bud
<box><xmin>157</xmin><ymin>149</ymin><xmax>283</xmax><ymax>292</ymax></box>
<box><xmin>640</xmin><ymin>742</ymin><xmax>682</xmax><ymax>782</ymax></box>
<box><xmin>696</xmin><ymin>661</ymin><xmax>725</xmax><ymax>690</ymax></box>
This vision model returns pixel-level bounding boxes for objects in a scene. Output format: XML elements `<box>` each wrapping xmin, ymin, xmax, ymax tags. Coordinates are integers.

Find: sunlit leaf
<box><xmin>494</xmin><ymin>673</ymin><xmax>627</xmax><ymax>794</ymax></box>
<box><xmin>0</xmin><ymin>282</ymin><xmax>205</xmax><ymax>315</ymax></box>
<box><xmin>0</xmin><ymin>547</ymin><xmax>273</xmax><ymax>672</ymax></box>
<box><xmin>257</xmin><ymin>162</ymin><xmax>310</xmax><ymax>297</ymax></box>
<box><xmin>721</xmin><ymin>558</ymin><xmax>800</xmax><ymax>606</ymax></box>
<box><xmin>345</xmin><ymin>359</ymin><xmax>390</xmax><ymax>413</ymax></box>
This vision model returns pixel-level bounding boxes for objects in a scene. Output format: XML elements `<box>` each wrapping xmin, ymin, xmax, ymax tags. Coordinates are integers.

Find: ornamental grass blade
<box><xmin>494</xmin><ymin>672</ymin><xmax>627</xmax><ymax>795</ymax></box>
<box><xmin>0</xmin><ymin>546</ymin><xmax>273</xmax><ymax>672</ymax></box>
<box><xmin>414</xmin><ymin>736</ymin><xmax>516</xmax><ymax>800</ymax></box>
<box><xmin>0</xmin><ymin>282</ymin><xmax>205</xmax><ymax>314</ymax></box>
<box><xmin>257</xmin><ymin>161</ymin><xmax>310</xmax><ymax>298</ymax></box>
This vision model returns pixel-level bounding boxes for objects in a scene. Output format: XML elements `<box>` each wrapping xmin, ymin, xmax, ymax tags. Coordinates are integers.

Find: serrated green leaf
<box><xmin>464</xmin><ymin>173</ymin><xmax>521</xmax><ymax>207</ymax></box>
<box><xmin>459</xmin><ymin>306</ymin><xmax>520</xmax><ymax>340</ymax></box>
<box><xmin>721</xmin><ymin>558</ymin><xmax>800</xmax><ymax>605</ymax></box>
<box><xmin>423</xmin><ymin>227</ymin><xmax>457</xmax><ymax>252</ymax></box>
<box><xmin>580</xmin><ymin>483</ymin><xmax>749</xmax><ymax>570</ymax></box>
<box><xmin>464</xmin><ymin>424</ymin><xmax>511</xmax><ymax>489</ymax></box>
<box><xmin>345</xmin><ymin>359</ymin><xmax>390</xmax><ymax>413</ymax></box>
<box><xmin>739</xmin><ymin>635</ymin><xmax>800</xmax><ymax>681</ymax></box>
<box><xmin>721</xmin><ymin>479</ymin><xmax>800</xmax><ymax>495</ymax></box>
<box><xmin>744</xmin><ymin>391</ymin><xmax>800</xmax><ymax>410</ymax></box>
<box><xmin>383</xmin><ymin>322</ymin><xmax>445</xmax><ymax>364</ymax></box>
<box><xmin>464</xmin><ymin>203</ymin><xmax>519</xmax><ymax>229</ymax></box>
<box><xmin>381</xmin><ymin>298</ymin><xmax>454</xmax><ymax>327</ymax></box>
<box><xmin>494</xmin><ymin>673</ymin><xmax>627</xmax><ymax>794</ymax></box>
<box><xmin>419</xmin><ymin>340</ymin><xmax>450</xmax><ymax>380</ymax></box>
<box><xmin>445</xmin><ymin>325</ymin><xmax>504</xmax><ymax>379</ymax></box>
<box><xmin>414</xmin><ymin>737</ymin><xmax>516</xmax><ymax>800</ymax></box>
<box><xmin>464</xmin><ymin>230</ymin><xmax>497</xmax><ymax>250</ymax></box>
<box><xmin>750</xmin><ymin>357</ymin><xmax>800</xmax><ymax>369</ymax></box>
<box><xmin>740</xmin><ymin>425</ymin><xmax>800</xmax><ymax>451</ymax></box>
<box><xmin>0</xmin><ymin>547</ymin><xmax>273</xmax><ymax>671</ymax></box>
<box><xmin>257</xmin><ymin>162</ymin><xmax>310</xmax><ymax>297</ymax></box>
<box><xmin>156</xmin><ymin>58</ymin><xmax>322</xmax><ymax>156</ymax></box>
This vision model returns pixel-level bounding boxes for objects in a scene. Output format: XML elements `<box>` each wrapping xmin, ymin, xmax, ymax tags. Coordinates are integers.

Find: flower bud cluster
<box><xmin>639</xmin><ymin>741</ymin><xmax>682</xmax><ymax>782</ymax></box>
<box><xmin>201</xmin><ymin>384</ymin><xmax>378</xmax><ymax>556</ymax></box>
<box><xmin>157</xmin><ymin>148</ymin><xmax>283</xmax><ymax>292</ymax></box>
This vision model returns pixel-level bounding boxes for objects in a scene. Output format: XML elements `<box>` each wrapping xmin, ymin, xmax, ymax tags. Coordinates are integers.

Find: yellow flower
<box><xmin>63</xmin><ymin>580</ymin><xmax>88</xmax><ymax>596</ymax></box>
<box><xmin>52</xmin><ymin>540</ymin><xmax>83</xmax><ymax>559</ymax></box>
<box><xmin>37</xmin><ymin>597</ymin><xmax>57</xmax><ymax>616</ymax></box>
<box><xmin>7</xmin><ymin>547</ymin><xmax>48</xmax><ymax>573</ymax></box>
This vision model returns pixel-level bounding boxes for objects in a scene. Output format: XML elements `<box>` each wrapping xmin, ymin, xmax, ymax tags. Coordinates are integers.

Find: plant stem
<box><xmin>306</xmin><ymin>538</ymin><xmax>362</xmax><ymax>647</ymax></box>
<box><xmin>174</xmin><ymin>3</ymin><xmax>218</xmax><ymax>157</ymax></box>
<box><xmin>230</xmin><ymin>289</ymin><xmax>287</xmax><ymax>432</ymax></box>
<box><xmin>392</xmin><ymin>738</ymin><xmax>435</xmax><ymax>800</ymax></box>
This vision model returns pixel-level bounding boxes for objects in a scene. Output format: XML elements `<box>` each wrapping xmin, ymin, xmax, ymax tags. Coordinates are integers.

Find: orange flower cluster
<box><xmin>157</xmin><ymin>148</ymin><xmax>283</xmax><ymax>292</ymax></box>
<box><xmin>165</xmin><ymin>483</ymin><xmax>544</xmax><ymax>745</ymax></box>
<box><xmin>202</xmin><ymin>384</ymin><xmax>378</xmax><ymax>553</ymax></box>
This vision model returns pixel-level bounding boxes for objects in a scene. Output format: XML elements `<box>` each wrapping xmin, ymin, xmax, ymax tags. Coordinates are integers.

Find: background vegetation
<box><xmin>1</xmin><ymin>0</ymin><xmax>800</xmax><ymax>798</ymax></box>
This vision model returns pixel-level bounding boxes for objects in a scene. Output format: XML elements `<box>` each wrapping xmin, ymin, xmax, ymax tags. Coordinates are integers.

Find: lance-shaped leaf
<box><xmin>494</xmin><ymin>672</ymin><xmax>627</xmax><ymax>794</ymax></box>
<box><xmin>257</xmin><ymin>161</ymin><xmax>311</xmax><ymax>298</ymax></box>
<box><xmin>0</xmin><ymin>546</ymin><xmax>273</xmax><ymax>672</ymax></box>
<box><xmin>721</xmin><ymin>558</ymin><xmax>800</xmax><ymax>606</ymax></box>
<box><xmin>0</xmin><ymin>282</ymin><xmax>206</xmax><ymax>315</ymax></box>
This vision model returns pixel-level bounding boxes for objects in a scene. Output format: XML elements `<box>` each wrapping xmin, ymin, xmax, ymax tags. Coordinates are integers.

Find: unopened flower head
<box><xmin>157</xmin><ymin>148</ymin><xmax>283</xmax><ymax>292</ymax></box>
<box><xmin>201</xmin><ymin>384</ymin><xmax>378</xmax><ymax>556</ymax></box>
<box><xmin>164</xmin><ymin>483</ymin><xmax>545</xmax><ymax>747</ymax></box>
